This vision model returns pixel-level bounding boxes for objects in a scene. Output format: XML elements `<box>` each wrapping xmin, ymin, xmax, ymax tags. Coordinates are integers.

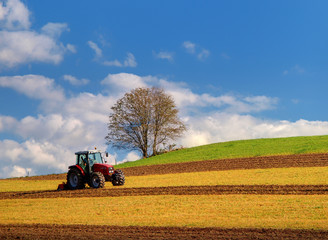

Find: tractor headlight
<box><xmin>109</xmin><ymin>167</ymin><xmax>114</xmax><ymax>173</ymax></box>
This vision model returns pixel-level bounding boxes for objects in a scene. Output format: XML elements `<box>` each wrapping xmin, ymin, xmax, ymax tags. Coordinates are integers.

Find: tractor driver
<box><xmin>80</xmin><ymin>155</ymin><xmax>88</xmax><ymax>173</ymax></box>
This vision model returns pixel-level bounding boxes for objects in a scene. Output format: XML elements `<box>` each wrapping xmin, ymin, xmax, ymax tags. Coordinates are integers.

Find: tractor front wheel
<box><xmin>89</xmin><ymin>172</ymin><xmax>105</xmax><ymax>188</ymax></box>
<box><xmin>112</xmin><ymin>169</ymin><xmax>125</xmax><ymax>186</ymax></box>
<box><xmin>67</xmin><ymin>168</ymin><xmax>85</xmax><ymax>190</ymax></box>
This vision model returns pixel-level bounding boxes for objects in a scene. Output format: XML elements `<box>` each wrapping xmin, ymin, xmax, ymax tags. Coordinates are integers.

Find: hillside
<box><xmin>117</xmin><ymin>135</ymin><xmax>328</xmax><ymax>168</ymax></box>
<box><xmin>1</xmin><ymin>135</ymin><xmax>328</xmax><ymax>239</ymax></box>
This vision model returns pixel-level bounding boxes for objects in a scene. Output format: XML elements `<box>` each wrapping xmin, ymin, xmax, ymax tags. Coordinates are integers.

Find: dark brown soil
<box><xmin>123</xmin><ymin>153</ymin><xmax>328</xmax><ymax>177</ymax></box>
<box><xmin>0</xmin><ymin>224</ymin><xmax>327</xmax><ymax>240</ymax></box>
<box><xmin>10</xmin><ymin>153</ymin><xmax>328</xmax><ymax>181</ymax></box>
<box><xmin>1</xmin><ymin>185</ymin><xmax>327</xmax><ymax>199</ymax></box>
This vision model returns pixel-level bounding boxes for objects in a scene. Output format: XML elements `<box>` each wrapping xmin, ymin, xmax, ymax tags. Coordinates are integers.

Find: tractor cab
<box><xmin>75</xmin><ymin>150</ymin><xmax>110</xmax><ymax>175</ymax></box>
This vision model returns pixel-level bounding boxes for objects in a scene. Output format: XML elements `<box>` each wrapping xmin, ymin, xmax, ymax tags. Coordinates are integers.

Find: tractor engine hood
<box><xmin>93</xmin><ymin>163</ymin><xmax>114</xmax><ymax>173</ymax></box>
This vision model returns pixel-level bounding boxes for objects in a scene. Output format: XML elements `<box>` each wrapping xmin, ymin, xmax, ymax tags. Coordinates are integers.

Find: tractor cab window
<box><xmin>94</xmin><ymin>153</ymin><xmax>103</xmax><ymax>164</ymax></box>
<box><xmin>88</xmin><ymin>153</ymin><xmax>103</xmax><ymax>166</ymax></box>
<box><xmin>77</xmin><ymin>154</ymin><xmax>88</xmax><ymax>171</ymax></box>
<box><xmin>88</xmin><ymin>153</ymin><xmax>95</xmax><ymax>168</ymax></box>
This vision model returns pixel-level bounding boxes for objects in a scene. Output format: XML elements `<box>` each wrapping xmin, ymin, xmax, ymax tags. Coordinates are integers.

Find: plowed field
<box><xmin>122</xmin><ymin>153</ymin><xmax>328</xmax><ymax>176</ymax></box>
<box><xmin>14</xmin><ymin>153</ymin><xmax>328</xmax><ymax>180</ymax></box>
<box><xmin>2</xmin><ymin>153</ymin><xmax>328</xmax><ymax>239</ymax></box>
<box><xmin>1</xmin><ymin>185</ymin><xmax>327</xmax><ymax>199</ymax></box>
<box><xmin>0</xmin><ymin>224</ymin><xmax>327</xmax><ymax>240</ymax></box>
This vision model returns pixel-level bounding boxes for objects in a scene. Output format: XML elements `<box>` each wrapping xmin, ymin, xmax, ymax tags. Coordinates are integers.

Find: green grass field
<box><xmin>117</xmin><ymin>135</ymin><xmax>328</xmax><ymax>168</ymax></box>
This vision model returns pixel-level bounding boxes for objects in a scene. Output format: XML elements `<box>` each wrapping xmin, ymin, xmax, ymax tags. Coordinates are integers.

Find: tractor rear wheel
<box><xmin>67</xmin><ymin>168</ymin><xmax>85</xmax><ymax>190</ymax></box>
<box><xmin>89</xmin><ymin>172</ymin><xmax>105</xmax><ymax>188</ymax></box>
<box><xmin>112</xmin><ymin>169</ymin><xmax>125</xmax><ymax>186</ymax></box>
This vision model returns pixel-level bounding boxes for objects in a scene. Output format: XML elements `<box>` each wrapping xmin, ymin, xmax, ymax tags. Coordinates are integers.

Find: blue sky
<box><xmin>0</xmin><ymin>0</ymin><xmax>328</xmax><ymax>178</ymax></box>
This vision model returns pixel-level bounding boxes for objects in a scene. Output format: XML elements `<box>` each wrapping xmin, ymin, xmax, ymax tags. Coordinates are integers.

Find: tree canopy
<box><xmin>105</xmin><ymin>87</ymin><xmax>186</xmax><ymax>158</ymax></box>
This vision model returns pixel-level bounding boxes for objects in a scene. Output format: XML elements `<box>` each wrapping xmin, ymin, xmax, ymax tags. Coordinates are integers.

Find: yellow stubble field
<box><xmin>1</xmin><ymin>166</ymin><xmax>327</xmax><ymax>192</ymax></box>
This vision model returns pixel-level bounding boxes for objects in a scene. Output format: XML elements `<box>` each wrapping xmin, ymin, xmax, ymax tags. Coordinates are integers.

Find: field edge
<box><xmin>0</xmin><ymin>224</ymin><xmax>327</xmax><ymax>240</ymax></box>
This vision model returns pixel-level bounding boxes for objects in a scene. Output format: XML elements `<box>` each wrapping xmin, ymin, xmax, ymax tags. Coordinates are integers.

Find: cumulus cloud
<box><xmin>0</xmin><ymin>0</ymin><xmax>30</xmax><ymax>30</ymax></box>
<box><xmin>62</xmin><ymin>92</ymin><xmax>116</xmax><ymax>122</ymax></box>
<box><xmin>1</xmin><ymin>72</ymin><xmax>328</xmax><ymax>178</ymax></box>
<box><xmin>0</xmin><ymin>139</ymin><xmax>76</xmax><ymax>176</ymax></box>
<box><xmin>63</xmin><ymin>74</ymin><xmax>89</xmax><ymax>86</ymax></box>
<box><xmin>0</xmin><ymin>0</ymin><xmax>72</xmax><ymax>68</ymax></box>
<box><xmin>101</xmin><ymin>73</ymin><xmax>151</xmax><ymax>94</ymax></box>
<box><xmin>41</xmin><ymin>23</ymin><xmax>69</xmax><ymax>39</ymax></box>
<box><xmin>0</xmin><ymin>30</ymin><xmax>67</xmax><ymax>67</ymax></box>
<box><xmin>10</xmin><ymin>165</ymin><xmax>32</xmax><ymax>178</ymax></box>
<box><xmin>121</xmin><ymin>152</ymin><xmax>140</xmax><ymax>164</ymax></box>
<box><xmin>0</xmin><ymin>75</ymin><xmax>65</xmax><ymax>103</ymax></box>
<box><xmin>180</xmin><ymin>113</ymin><xmax>328</xmax><ymax>147</ymax></box>
<box><xmin>0</xmin><ymin>115</ymin><xmax>17</xmax><ymax>132</ymax></box>
<box><xmin>101</xmin><ymin>73</ymin><xmax>279</xmax><ymax>114</ymax></box>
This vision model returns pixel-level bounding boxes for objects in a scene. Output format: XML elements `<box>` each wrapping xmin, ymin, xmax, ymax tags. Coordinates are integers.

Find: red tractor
<box><xmin>62</xmin><ymin>149</ymin><xmax>125</xmax><ymax>190</ymax></box>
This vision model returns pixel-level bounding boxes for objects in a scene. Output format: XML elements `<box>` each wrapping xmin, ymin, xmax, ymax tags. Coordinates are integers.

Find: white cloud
<box><xmin>182</xmin><ymin>41</ymin><xmax>196</xmax><ymax>54</ymax></box>
<box><xmin>66</xmin><ymin>44</ymin><xmax>77</xmax><ymax>53</ymax></box>
<box><xmin>0</xmin><ymin>0</ymin><xmax>30</xmax><ymax>30</ymax></box>
<box><xmin>226</xmin><ymin>95</ymin><xmax>279</xmax><ymax>113</ymax></box>
<box><xmin>0</xmin><ymin>75</ymin><xmax>65</xmax><ymax>103</ymax></box>
<box><xmin>1</xmin><ymin>72</ymin><xmax>328</xmax><ymax>178</ymax></box>
<box><xmin>87</xmin><ymin>38</ymin><xmax>136</xmax><ymax>68</ymax></box>
<box><xmin>124</xmin><ymin>52</ymin><xmax>137</xmax><ymax>67</ymax></box>
<box><xmin>0</xmin><ymin>139</ymin><xmax>24</xmax><ymax>162</ymax></box>
<box><xmin>183</xmin><ymin>41</ymin><xmax>210</xmax><ymax>60</ymax></box>
<box><xmin>103</xmin><ymin>59</ymin><xmax>123</xmax><ymax>67</ymax></box>
<box><xmin>0</xmin><ymin>1</ymin><xmax>72</xmax><ymax>68</ymax></box>
<box><xmin>121</xmin><ymin>152</ymin><xmax>140</xmax><ymax>164</ymax></box>
<box><xmin>0</xmin><ymin>115</ymin><xmax>17</xmax><ymax>132</ymax></box>
<box><xmin>0</xmin><ymin>74</ymin><xmax>92</xmax><ymax>116</ymax></box>
<box><xmin>63</xmin><ymin>74</ymin><xmax>89</xmax><ymax>86</ymax></box>
<box><xmin>10</xmin><ymin>165</ymin><xmax>32</xmax><ymax>178</ymax></box>
<box><xmin>180</xmin><ymin>113</ymin><xmax>328</xmax><ymax>147</ymax></box>
<box><xmin>41</xmin><ymin>23</ymin><xmax>69</xmax><ymax>39</ymax></box>
<box><xmin>103</xmin><ymin>52</ymin><xmax>137</xmax><ymax>68</ymax></box>
<box><xmin>0</xmin><ymin>30</ymin><xmax>67</xmax><ymax>67</ymax></box>
<box><xmin>197</xmin><ymin>49</ymin><xmax>210</xmax><ymax>60</ymax></box>
<box><xmin>101</xmin><ymin>73</ymin><xmax>278</xmax><ymax>114</ymax></box>
<box><xmin>0</xmin><ymin>139</ymin><xmax>78</xmax><ymax>178</ymax></box>
<box><xmin>101</xmin><ymin>73</ymin><xmax>151</xmax><ymax>94</ymax></box>
<box><xmin>153</xmin><ymin>51</ymin><xmax>174</xmax><ymax>62</ymax></box>
<box><xmin>62</xmin><ymin>92</ymin><xmax>116</xmax><ymax>123</ymax></box>
<box><xmin>88</xmin><ymin>40</ymin><xmax>102</xmax><ymax>59</ymax></box>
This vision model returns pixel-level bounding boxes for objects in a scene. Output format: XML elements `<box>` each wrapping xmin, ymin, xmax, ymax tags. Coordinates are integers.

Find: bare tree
<box><xmin>106</xmin><ymin>87</ymin><xmax>186</xmax><ymax>158</ymax></box>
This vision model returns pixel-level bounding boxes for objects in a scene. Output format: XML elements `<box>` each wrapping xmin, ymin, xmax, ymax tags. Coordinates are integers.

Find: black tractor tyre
<box><xmin>89</xmin><ymin>172</ymin><xmax>105</xmax><ymax>188</ymax></box>
<box><xmin>112</xmin><ymin>169</ymin><xmax>125</xmax><ymax>186</ymax></box>
<box><xmin>67</xmin><ymin>168</ymin><xmax>85</xmax><ymax>190</ymax></box>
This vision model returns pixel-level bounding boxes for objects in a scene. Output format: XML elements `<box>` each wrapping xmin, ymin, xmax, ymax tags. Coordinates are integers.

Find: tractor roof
<box><xmin>75</xmin><ymin>150</ymin><xmax>102</xmax><ymax>155</ymax></box>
